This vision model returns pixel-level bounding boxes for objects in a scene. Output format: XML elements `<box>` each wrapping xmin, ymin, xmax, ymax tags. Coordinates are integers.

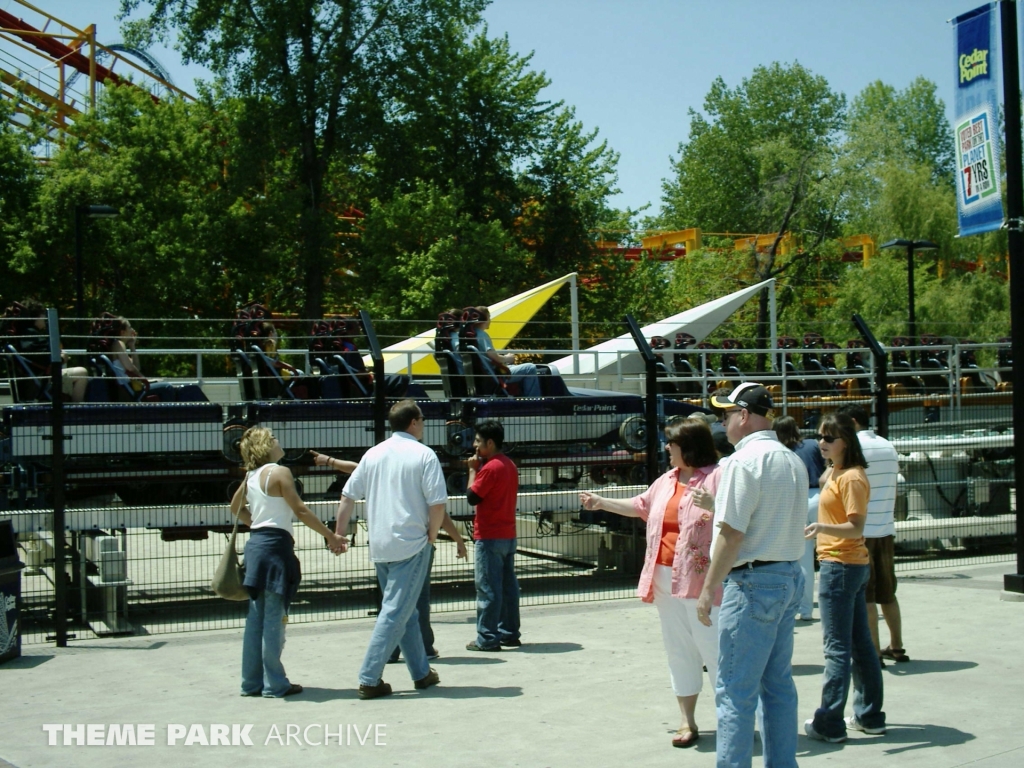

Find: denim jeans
<box><xmin>716</xmin><ymin>560</ymin><xmax>803</xmax><ymax>768</ymax></box>
<box><xmin>389</xmin><ymin>545</ymin><xmax>436</xmax><ymax>661</ymax></box>
<box><xmin>474</xmin><ymin>538</ymin><xmax>520</xmax><ymax>648</ymax></box>
<box><xmin>507</xmin><ymin>364</ymin><xmax>541</xmax><ymax>397</ymax></box>
<box><xmin>241</xmin><ymin>589</ymin><xmax>292</xmax><ymax>697</ymax></box>
<box><xmin>812</xmin><ymin>561</ymin><xmax>885</xmax><ymax>738</ymax></box>
<box><xmin>359</xmin><ymin>543</ymin><xmax>432</xmax><ymax>686</ymax></box>
<box><xmin>798</xmin><ymin>490</ymin><xmax>820</xmax><ymax>617</ymax></box>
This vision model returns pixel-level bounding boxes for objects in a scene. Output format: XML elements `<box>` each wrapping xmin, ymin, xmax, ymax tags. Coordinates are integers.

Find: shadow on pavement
<box><xmin>885</xmin><ymin>660</ymin><xmax>978</xmax><ymax>676</ymax></box>
<box><xmin>2</xmin><ymin>654</ymin><xmax>54</xmax><ymax>669</ymax></box>
<box><xmin>518</xmin><ymin>642</ymin><xmax>583</xmax><ymax>654</ymax></box>
<box><xmin>798</xmin><ymin>723</ymin><xmax>975</xmax><ymax>756</ymax></box>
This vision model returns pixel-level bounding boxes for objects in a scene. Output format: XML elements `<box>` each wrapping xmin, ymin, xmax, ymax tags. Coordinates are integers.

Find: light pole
<box><xmin>879</xmin><ymin>238</ymin><xmax>939</xmax><ymax>361</ymax></box>
<box><xmin>74</xmin><ymin>204</ymin><xmax>119</xmax><ymax>330</ymax></box>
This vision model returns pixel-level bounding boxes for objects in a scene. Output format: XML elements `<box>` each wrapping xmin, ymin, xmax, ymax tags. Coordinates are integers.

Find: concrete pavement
<box><xmin>1</xmin><ymin>561</ymin><xmax>1022</xmax><ymax>768</ymax></box>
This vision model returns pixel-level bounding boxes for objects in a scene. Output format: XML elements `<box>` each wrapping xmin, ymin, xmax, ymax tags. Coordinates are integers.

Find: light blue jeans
<box><xmin>716</xmin><ymin>560</ymin><xmax>803</xmax><ymax>768</ymax></box>
<box><xmin>241</xmin><ymin>589</ymin><xmax>292</xmax><ymax>697</ymax></box>
<box><xmin>508</xmin><ymin>363</ymin><xmax>541</xmax><ymax>397</ymax></box>
<box><xmin>474</xmin><ymin>538</ymin><xmax>521</xmax><ymax>648</ymax></box>
<box><xmin>359</xmin><ymin>544</ymin><xmax>432</xmax><ymax>686</ymax></box>
<box><xmin>798</xmin><ymin>489</ymin><xmax>820</xmax><ymax>617</ymax></box>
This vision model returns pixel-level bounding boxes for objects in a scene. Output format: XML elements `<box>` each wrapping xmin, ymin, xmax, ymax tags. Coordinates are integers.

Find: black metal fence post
<box><xmin>359</xmin><ymin>310</ymin><xmax>387</xmax><ymax>445</ymax></box>
<box><xmin>624</xmin><ymin>315</ymin><xmax>659</xmax><ymax>484</ymax></box>
<box><xmin>852</xmin><ymin>314</ymin><xmax>889</xmax><ymax>439</ymax></box>
<box><xmin>46</xmin><ymin>309</ymin><xmax>68</xmax><ymax>647</ymax></box>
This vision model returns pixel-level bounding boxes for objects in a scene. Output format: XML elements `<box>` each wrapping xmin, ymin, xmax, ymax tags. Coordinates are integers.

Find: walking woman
<box><xmin>580</xmin><ymin>419</ymin><xmax>721</xmax><ymax>748</ymax></box>
<box><xmin>230</xmin><ymin>427</ymin><xmax>347</xmax><ymax>697</ymax></box>
<box><xmin>773</xmin><ymin>416</ymin><xmax>825</xmax><ymax>620</ymax></box>
<box><xmin>803</xmin><ymin>412</ymin><xmax>886</xmax><ymax>742</ymax></box>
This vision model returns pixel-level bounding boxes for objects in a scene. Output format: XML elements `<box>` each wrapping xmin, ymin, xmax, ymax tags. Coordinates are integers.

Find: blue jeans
<box><xmin>474</xmin><ymin>538</ymin><xmax>520</xmax><ymax>648</ymax></box>
<box><xmin>508</xmin><ymin>364</ymin><xmax>541</xmax><ymax>397</ymax></box>
<box><xmin>389</xmin><ymin>545</ymin><xmax>436</xmax><ymax>661</ymax></box>
<box><xmin>813</xmin><ymin>561</ymin><xmax>885</xmax><ymax>738</ymax></box>
<box><xmin>241</xmin><ymin>589</ymin><xmax>292</xmax><ymax>697</ymax></box>
<box><xmin>359</xmin><ymin>544</ymin><xmax>432</xmax><ymax>686</ymax></box>
<box><xmin>798</xmin><ymin>490</ymin><xmax>820</xmax><ymax>617</ymax></box>
<box><xmin>716</xmin><ymin>560</ymin><xmax>803</xmax><ymax>768</ymax></box>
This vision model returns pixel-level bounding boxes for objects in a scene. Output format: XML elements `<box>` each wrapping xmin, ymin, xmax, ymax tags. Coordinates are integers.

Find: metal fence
<box><xmin>2</xmin><ymin>322</ymin><xmax>1017</xmax><ymax>645</ymax></box>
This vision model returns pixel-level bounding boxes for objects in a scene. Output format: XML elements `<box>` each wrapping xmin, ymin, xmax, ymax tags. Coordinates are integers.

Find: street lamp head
<box><xmin>77</xmin><ymin>204</ymin><xmax>119</xmax><ymax>219</ymax></box>
<box><xmin>879</xmin><ymin>238</ymin><xmax>939</xmax><ymax>251</ymax></box>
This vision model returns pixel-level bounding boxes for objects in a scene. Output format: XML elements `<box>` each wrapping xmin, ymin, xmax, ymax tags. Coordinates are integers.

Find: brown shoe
<box><xmin>414</xmin><ymin>668</ymin><xmax>440</xmax><ymax>690</ymax></box>
<box><xmin>358</xmin><ymin>679</ymin><xmax>393</xmax><ymax>700</ymax></box>
<box><xmin>672</xmin><ymin>727</ymin><xmax>699</xmax><ymax>748</ymax></box>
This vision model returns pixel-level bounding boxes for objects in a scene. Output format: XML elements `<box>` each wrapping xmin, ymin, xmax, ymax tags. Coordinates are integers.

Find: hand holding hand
<box><xmin>328</xmin><ymin>532</ymin><xmax>348</xmax><ymax>554</ymax></box>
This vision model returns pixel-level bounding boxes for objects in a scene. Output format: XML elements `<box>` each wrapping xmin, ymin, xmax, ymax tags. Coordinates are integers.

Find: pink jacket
<box><xmin>632</xmin><ymin>464</ymin><xmax>723</xmax><ymax>605</ymax></box>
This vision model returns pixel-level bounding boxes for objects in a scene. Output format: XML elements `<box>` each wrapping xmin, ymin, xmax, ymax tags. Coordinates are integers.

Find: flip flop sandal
<box><xmin>672</xmin><ymin>727</ymin><xmax>700</xmax><ymax>748</ymax></box>
<box><xmin>880</xmin><ymin>646</ymin><xmax>910</xmax><ymax>663</ymax></box>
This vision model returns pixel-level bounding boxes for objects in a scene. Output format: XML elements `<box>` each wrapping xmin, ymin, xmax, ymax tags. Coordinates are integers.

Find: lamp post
<box><xmin>74</xmin><ymin>204</ymin><xmax>119</xmax><ymax>331</ymax></box>
<box><xmin>879</xmin><ymin>238</ymin><xmax>939</xmax><ymax>362</ymax></box>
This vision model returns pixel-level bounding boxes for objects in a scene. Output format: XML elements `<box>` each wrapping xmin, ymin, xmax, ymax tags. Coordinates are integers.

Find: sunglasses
<box><xmin>816</xmin><ymin>434</ymin><xmax>839</xmax><ymax>443</ymax></box>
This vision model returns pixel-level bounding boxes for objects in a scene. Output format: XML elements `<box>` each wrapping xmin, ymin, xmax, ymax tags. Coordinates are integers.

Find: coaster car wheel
<box><xmin>223</xmin><ymin>421</ymin><xmax>247</xmax><ymax>464</ymax></box>
<box><xmin>445</xmin><ymin>421</ymin><xmax>473</xmax><ymax>457</ymax></box>
<box><xmin>618</xmin><ymin>416</ymin><xmax>647</xmax><ymax>451</ymax></box>
<box><xmin>446</xmin><ymin>471</ymin><xmax>468</xmax><ymax>495</ymax></box>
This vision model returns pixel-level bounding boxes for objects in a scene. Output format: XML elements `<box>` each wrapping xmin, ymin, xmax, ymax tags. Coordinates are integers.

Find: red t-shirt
<box><xmin>469</xmin><ymin>452</ymin><xmax>518</xmax><ymax>540</ymax></box>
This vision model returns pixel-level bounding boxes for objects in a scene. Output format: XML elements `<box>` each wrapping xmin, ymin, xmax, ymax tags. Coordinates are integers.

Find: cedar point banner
<box><xmin>953</xmin><ymin>3</ymin><xmax>1004</xmax><ymax>237</ymax></box>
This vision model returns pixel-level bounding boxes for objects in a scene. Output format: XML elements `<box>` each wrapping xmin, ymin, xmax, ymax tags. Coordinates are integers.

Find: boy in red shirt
<box><xmin>465</xmin><ymin>420</ymin><xmax>521</xmax><ymax>651</ymax></box>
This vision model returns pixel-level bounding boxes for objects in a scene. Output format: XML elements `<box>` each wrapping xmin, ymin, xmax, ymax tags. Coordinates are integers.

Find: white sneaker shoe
<box><xmin>804</xmin><ymin>719</ymin><xmax>847</xmax><ymax>743</ymax></box>
<box><xmin>846</xmin><ymin>716</ymin><xmax>886</xmax><ymax>735</ymax></box>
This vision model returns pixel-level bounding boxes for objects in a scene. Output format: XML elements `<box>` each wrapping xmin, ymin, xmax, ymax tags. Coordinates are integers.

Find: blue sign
<box><xmin>953</xmin><ymin>3</ymin><xmax>1004</xmax><ymax>237</ymax></box>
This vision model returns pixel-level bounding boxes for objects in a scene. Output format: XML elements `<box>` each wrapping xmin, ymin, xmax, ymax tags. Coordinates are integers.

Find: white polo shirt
<box><xmin>712</xmin><ymin>430</ymin><xmax>808</xmax><ymax>566</ymax></box>
<box><xmin>342</xmin><ymin>431</ymin><xmax>448</xmax><ymax>563</ymax></box>
<box><xmin>858</xmin><ymin>430</ymin><xmax>899</xmax><ymax>538</ymax></box>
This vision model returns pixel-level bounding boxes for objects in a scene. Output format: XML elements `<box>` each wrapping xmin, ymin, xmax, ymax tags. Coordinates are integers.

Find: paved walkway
<box><xmin>2</xmin><ymin>561</ymin><xmax>1022</xmax><ymax>767</ymax></box>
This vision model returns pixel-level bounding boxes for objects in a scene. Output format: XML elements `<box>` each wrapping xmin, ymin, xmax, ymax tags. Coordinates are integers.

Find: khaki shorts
<box><xmin>865</xmin><ymin>535</ymin><xmax>896</xmax><ymax>604</ymax></box>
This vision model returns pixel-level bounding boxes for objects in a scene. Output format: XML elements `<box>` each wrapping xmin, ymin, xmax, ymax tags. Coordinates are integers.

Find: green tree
<box><xmin>0</xmin><ymin>100</ymin><xmax>42</xmax><ymax>307</ymax></box>
<box><xmin>121</xmin><ymin>0</ymin><xmax>487</xmax><ymax>319</ymax></box>
<box><xmin>658</xmin><ymin>62</ymin><xmax>848</xmax><ymax>365</ymax></box>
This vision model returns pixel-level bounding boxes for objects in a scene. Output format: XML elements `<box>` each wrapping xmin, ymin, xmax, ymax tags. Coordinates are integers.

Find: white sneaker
<box><xmin>846</xmin><ymin>716</ymin><xmax>886</xmax><ymax>735</ymax></box>
<box><xmin>804</xmin><ymin>719</ymin><xmax>847</xmax><ymax>743</ymax></box>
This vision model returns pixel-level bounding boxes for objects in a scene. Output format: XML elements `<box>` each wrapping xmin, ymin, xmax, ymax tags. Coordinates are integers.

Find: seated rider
<box><xmin>8</xmin><ymin>300</ymin><xmax>89</xmax><ymax>402</ymax></box>
<box><xmin>96</xmin><ymin>315</ymin><xmax>173</xmax><ymax>395</ymax></box>
<box><xmin>471</xmin><ymin>306</ymin><xmax>542</xmax><ymax>397</ymax></box>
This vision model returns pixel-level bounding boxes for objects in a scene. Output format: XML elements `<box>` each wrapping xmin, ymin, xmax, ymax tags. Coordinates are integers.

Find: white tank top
<box><xmin>245</xmin><ymin>464</ymin><xmax>295</xmax><ymax>537</ymax></box>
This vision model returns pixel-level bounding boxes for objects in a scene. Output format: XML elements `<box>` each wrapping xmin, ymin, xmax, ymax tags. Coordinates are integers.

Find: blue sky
<box><xmin>15</xmin><ymin>0</ymin><xmax>1013</xmax><ymax>212</ymax></box>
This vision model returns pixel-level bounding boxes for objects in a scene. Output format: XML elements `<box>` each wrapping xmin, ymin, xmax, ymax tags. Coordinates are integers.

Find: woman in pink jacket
<box><xmin>580</xmin><ymin>418</ymin><xmax>722</xmax><ymax>749</ymax></box>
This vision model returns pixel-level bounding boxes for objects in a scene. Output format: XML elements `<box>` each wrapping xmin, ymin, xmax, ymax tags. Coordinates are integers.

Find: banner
<box><xmin>953</xmin><ymin>3</ymin><xmax>1004</xmax><ymax>237</ymax></box>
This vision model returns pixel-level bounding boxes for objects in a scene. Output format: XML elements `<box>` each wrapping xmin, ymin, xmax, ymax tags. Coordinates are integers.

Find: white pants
<box><xmin>652</xmin><ymin>565</ymin><xmax>719</xmax><ymax>697</ymax></box>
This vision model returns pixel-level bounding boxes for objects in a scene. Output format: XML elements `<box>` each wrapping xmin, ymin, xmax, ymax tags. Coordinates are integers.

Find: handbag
<box><xmin>212</xmin><ymin>476</ymin><xmax>250</xmax><ymax>601</ymax></box>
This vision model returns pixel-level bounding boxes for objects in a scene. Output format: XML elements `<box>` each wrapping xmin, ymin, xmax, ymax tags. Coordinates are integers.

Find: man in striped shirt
<box><xmin>838</xmin><ymin>405</ymin><xmax>907</xmax><ymax>664</ymax></box>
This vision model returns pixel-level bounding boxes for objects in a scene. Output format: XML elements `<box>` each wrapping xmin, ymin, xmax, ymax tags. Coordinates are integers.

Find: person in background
<box><xmin>837</xmin><ymin>404</ymin><xmax>907</xmax><ymax>665</ymax></box>
<box><xmin>471</xmin><ymin>306</ymin><xmax>542</xmax><ymax>397</ymax></box>
<box><xmin>804</xmin><ymin>412</ymin><xmax>886</xmax><ymax>743</ymax></box>
<box><xmin>773</xmin><ymin>415</ymin><xmax>826</xmax><ymax>621</ymax></box>
<box><xmin>230</xmin><ymin>427</ymin><xmax>347</xmax><ymax>698</ymax></box>
<box><xmin>10</xmin><ymin>300</ymin><xmax>89</xmax><ymax>401</ymax></box>
<box><xmin>581</xmin><ymin>419</ymin><xmax>722</xmax><ymax>749</ymax></box>
<box><xmin>466</xmin><ymin>420</ymin><xmax>521</xmax><ymax>653</ymax></box>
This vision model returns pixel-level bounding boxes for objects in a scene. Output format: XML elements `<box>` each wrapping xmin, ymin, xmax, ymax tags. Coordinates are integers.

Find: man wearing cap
<box><xmin>696</xmin><ymin>382</ymin><xmax>808</xmax><ymax>768</ymax></box>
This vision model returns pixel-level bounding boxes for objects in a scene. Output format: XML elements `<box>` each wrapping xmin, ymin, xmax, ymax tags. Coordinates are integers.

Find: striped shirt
<box><xmin>857</xmin><ymin>430</ymin><xmax>899</xmax><ymax>538</ymax></box>
<box><xmin>712</xmin><ymin>430</ymin><xmax>809</xmax><ymax>566</ymax></box>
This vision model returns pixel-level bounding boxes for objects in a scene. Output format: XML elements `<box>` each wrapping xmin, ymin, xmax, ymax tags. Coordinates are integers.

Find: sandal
<box><xmin>880</xmin><ymin>646</ymin><xmax>910</xmax><ymax>663</ymax></box>
<box><xmin>672</xmin><ymin>727</ymin><xmax>700</xmax><ymax>748</ymax></box>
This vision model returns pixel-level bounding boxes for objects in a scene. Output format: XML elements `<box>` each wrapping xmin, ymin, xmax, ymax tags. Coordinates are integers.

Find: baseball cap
<box><xmin>709</xmin><ymin>382</ymin><xmax>773</xmax><ymax>417</ymax></box>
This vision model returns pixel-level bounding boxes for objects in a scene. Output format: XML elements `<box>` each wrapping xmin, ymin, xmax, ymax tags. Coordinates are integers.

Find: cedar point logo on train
<box><xmin>957</xmin><ymin>112</ymin><xmax>997</xmax><ymax>205</ymax></box>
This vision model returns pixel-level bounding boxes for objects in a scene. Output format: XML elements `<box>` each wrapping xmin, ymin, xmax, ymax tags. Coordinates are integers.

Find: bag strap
<box><xmin>228</xmin><ymin>471</ymin><xmax>250</xmax><ymax>543</ymax></box>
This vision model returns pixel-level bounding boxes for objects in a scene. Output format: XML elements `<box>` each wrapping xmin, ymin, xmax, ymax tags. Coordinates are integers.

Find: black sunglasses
<box><xmin>816</xmin><ymin>434</ymin><xmax>839</xmax><ymax>443</ymax></box>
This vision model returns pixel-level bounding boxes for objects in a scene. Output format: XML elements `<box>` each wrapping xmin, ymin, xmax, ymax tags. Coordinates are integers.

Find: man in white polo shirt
<box><xmin>697</xmin><ymin>383</ymin><xmax>807</xmax><ymax>768</ymax></box>
<box><xmin>335</xmin><ymin>399</ymin><xmax>448</xmax><ymax>699</ymax></box>
<box><xmin>838</xmin><ymin>404</ymin><xmax>907</xmax><ymax>664</ymax></box>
